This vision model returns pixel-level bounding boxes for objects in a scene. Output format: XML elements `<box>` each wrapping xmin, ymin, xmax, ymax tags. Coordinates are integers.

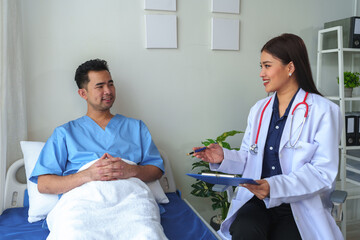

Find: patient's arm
<box><xmin>37</xmin><ymin>171</ymin><xmax>92</xmax><ymax>194</ymax></box>
<box><xmin>38</xmin><ymin>153</ymin><xmax>162</xmax><ymax>194</ymax></box>
<box><xmin>114</xmin><ymin>163</ymin><xmax>162</xmax><ymax>182</ymax></box>
<box><xmin>37</xmin><ymin>153</ymin><xmax>113</xmax><ymax>194</ymax></box>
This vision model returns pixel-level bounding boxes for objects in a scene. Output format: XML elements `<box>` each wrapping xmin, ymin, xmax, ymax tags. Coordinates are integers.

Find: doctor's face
<box><xmin>259</xmin><ymin>51</ymin><xmax>297</xmax><ymax>94</ymax></box>
<box><xmin>79</xmin><ymin>70</ymin><xmax>116</xmax><ymax>112</ymax></box>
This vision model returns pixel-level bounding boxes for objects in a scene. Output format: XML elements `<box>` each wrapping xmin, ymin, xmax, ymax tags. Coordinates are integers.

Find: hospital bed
<box><xmin>0</xmin><ymin>149</ymin><xmax>221</xmax><ymax>240</ymax></box>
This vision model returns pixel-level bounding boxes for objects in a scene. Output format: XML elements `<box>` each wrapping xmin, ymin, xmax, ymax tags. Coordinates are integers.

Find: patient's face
<box><xmin>82</xmin><ymin>70</ymin><xmax>116</xmax><ymax>112</ymax></box>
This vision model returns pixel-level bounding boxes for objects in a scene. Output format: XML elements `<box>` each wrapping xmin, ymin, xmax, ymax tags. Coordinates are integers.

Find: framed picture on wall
<box><xmin>144</xmin><ymin>0</ymin><xmax>176</xmax><ymax>11</ymax></box>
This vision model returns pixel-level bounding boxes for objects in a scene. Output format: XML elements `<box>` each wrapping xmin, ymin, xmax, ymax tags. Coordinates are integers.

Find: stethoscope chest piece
<box><xmin>249</xmin><ymin>144</ymin><xmax>258</xmax><ymax>155</ymax></box>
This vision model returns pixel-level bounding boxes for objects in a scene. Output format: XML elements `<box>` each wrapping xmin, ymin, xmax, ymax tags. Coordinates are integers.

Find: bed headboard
<box><xmin>3</xmin><ymin>149</ymin><xmax>177</xmax><ymax>210</ymax></box>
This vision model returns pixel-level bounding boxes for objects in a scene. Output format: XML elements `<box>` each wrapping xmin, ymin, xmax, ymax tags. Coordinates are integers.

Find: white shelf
<box><xmin>340</xmin><ymin>146</ymin><xmax>360</xmax><ymax>150</ymax></box>
<box><xmin>337</xmin><ymin>181</ymin><xmax>360</xmax><ymax>199</ymax></box>
<box><xmin>327</xmin><ymin>96</ymin><xmax>360</xmax><ymax>101</ymax></box>
<box><xmin>319</xmin><ymin>48</ymin><xmax>360</xmax><ymax>54</ymax></box>
<box><xmin>347</xmin><ymin>167</ymin><xmax>360</xmax><ymax>175</ymax></box>
<box><xmin>346</xmin><ymin>155</ymin><xmax>360</xmax><ymax>161</ymax></box>
<box><xmin>344</xmin><ymin>48</ymin><xmax>360</xmax><ymax>52</ymax></box>
<box><xmin>316</xmin><ymin>26</ymin><xmax>360</xmax><ymax>238</ymax></box>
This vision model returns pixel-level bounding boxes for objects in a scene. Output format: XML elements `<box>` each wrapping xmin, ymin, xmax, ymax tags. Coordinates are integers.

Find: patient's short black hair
<box><xmin>74</xmin><ymin>59</ymin><xmax>110</xmax><ymax>89</ymax></box>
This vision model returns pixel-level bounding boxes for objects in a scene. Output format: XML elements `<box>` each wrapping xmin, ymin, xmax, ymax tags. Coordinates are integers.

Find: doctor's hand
<box><xmin>241</xmin><ymin>179</ymin><xmax>270</xmax><ymax>200</ymax></box>
<box><xmin>192</xmin><ymin>143</ymin><xmax>224</xmax><ymax>164</ymax></box>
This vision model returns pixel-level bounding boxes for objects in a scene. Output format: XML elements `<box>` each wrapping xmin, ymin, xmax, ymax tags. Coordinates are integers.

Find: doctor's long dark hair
<box><xmin>261</xmin><ymin>33</ymin><xmax>322</xmax><ymax>96</ymax></box>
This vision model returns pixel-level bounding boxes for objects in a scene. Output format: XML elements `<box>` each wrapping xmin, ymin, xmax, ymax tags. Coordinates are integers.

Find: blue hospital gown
<box><xmin>30</xmin><ymin>114</ymin><xmax>164</xmax><ymax>183</ymax></box>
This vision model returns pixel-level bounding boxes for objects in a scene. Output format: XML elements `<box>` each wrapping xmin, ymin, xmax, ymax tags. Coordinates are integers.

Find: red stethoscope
<box><xmin>249</xmin><ymin>92</ymin><xmax>309</xmax><ymax>155</ymax></box>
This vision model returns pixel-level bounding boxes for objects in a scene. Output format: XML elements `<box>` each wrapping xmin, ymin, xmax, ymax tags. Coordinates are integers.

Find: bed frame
<box><xmin>1</xmin><ymin>150</ymin><xmax>221</xmax><ymax>240</ymax></box>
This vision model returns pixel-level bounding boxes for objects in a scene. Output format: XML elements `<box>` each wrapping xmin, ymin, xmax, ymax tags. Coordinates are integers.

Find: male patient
<box><xmin>30</xmin><ymin>58</ymin><xmax>164</xmax><ymax>195</ymax></box>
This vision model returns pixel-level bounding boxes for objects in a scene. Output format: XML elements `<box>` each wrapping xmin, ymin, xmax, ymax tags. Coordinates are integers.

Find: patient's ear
<box><xmin>78</xmin><ymin>89</ymin><xmax>88</xmax><ymax>100</ymax></box>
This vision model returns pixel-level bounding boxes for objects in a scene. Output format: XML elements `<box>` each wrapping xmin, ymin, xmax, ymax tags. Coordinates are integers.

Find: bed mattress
<box><xmin>0</xmin><ymin>192</ymin><xmax>218</xmax><ymax>240</ymax></box>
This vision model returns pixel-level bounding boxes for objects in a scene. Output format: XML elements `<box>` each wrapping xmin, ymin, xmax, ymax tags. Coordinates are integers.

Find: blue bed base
<box><xmin>0</xmin><ymin>192</ymin><xmax>219</xmax><ymax>240</ymax></box>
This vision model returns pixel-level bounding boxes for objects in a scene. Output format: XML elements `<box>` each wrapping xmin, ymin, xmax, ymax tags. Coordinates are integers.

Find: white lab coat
<box><xmin>211</xmin><ymin>88</ymin><xmax>343</xmax><ymax>240</ymax></box>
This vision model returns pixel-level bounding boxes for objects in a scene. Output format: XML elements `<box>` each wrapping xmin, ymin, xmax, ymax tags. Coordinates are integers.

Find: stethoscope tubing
<box><xmin>286</xmin><ymin>92</ymin><xmax>309</xmax><ymax>148</ymax></box>
<box><xmin>254</xmin><ymin>98</ymin><xmax>272</xmax><ymax>146</ymax></box>
<box><xmin>250</xmin><ymin>92</ymin><xmax>309</xmax><ymax>154</ymax></box>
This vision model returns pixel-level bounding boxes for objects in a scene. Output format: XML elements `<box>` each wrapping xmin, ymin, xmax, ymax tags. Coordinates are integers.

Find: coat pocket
<box><xmin>290</xmin><ymin>141</ymin><xmax>318</xmax><ymax>170</ymax></box>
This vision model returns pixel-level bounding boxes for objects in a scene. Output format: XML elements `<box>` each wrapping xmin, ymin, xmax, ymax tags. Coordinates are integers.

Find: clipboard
<box><xmin>186</xmin><ymin>173</ymin><xmax>259</xmax><ymax>186</ymax></box>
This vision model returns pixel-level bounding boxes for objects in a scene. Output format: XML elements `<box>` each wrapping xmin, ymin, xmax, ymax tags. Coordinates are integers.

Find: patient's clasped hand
<box><xmin>29</xmin><ymin>59</ymin><xmax>168</xmax><ymax>239</ymax></box>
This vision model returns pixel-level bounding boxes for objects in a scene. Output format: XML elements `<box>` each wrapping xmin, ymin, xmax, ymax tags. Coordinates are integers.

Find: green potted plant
<box><xmin>189</xmin><ymin>130</ymin><xmax>243</xmax><ymax>230</ymax></box>
<box><xmin>337</xmin><ymin>71</ymin><xmax>360</xmax><ymax>97</ymax></box>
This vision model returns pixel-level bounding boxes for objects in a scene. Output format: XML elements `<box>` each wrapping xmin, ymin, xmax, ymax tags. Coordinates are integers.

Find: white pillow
<box><xmin>20</xmin><ymin>141</ymin><xmax>59</xmax><ymax>223</ymax></box>
<box><xmin>146</xmin><ymin>180</ymin><xmax>169</xmax><ymax>204</ymax></box>
<box><xmin>21</xmin><ymin>141</ymin><xmax>168</xmax><ymax>222</ymax></box>
<box><xmin>79</xmin><ymin>159</ymin><xmax>169</xmax><ymax>204</ymax></box>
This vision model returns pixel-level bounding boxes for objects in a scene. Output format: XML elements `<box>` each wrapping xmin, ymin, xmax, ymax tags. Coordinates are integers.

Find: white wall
<box><xmin>19</xmin><ymin>0</ymin><xmax>356</xmax><ymax>221</ymax></box>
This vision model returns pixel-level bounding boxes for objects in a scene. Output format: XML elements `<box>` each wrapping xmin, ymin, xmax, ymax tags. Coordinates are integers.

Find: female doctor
<box><xmin>193</xmin><ymin>33</ymin><xmax>343</xmax><ymax>240</ymax></box>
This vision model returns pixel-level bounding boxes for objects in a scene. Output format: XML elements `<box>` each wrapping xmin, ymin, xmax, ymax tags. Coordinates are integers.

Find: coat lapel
<box><xmin>279</xmin><ymin>88</ymin><xmax>313</xmax><ymax>151</ymax></box>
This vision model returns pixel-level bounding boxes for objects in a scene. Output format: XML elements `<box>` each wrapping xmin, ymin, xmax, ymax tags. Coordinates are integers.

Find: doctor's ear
<box><xmin>288</xmin><ymin>61</ymin><xmax>295</xmax><ymax>75</ymax></box>
<box><xmin>78</xmin><ymin>88</ymin><xmax>88</xmax><ymax>100</ymax></box>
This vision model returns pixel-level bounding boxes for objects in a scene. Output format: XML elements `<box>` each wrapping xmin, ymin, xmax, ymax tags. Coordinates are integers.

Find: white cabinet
<box><xmin>316</xmin><ymin>26</ymin><xmax>360</xmax><ymax>239</ymax></box>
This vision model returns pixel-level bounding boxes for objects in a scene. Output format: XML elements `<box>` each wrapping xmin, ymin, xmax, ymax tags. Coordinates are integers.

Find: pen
<box><xmin>187</xmin><ymin>147</ymin><xmax>207</xmax><ymax>156</ymax></box>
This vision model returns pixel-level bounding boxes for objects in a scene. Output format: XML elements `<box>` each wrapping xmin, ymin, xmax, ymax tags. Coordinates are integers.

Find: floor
<box><xmin>346</xmin><ymin>221</ymin><xmax>360</xmax><ymax>240</ymax></box>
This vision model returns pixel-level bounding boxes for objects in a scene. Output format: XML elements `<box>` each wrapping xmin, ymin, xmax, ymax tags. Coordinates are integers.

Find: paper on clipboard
<box><xmin>186</xmin><ymin>173</ymin><xmax>259</xmax><ymax>186</ymax></box>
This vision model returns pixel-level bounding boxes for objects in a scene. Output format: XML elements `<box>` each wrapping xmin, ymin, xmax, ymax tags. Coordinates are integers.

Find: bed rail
<box><xmin>158</xmin><ymin>149</ymin><xmax>177</xmax><ymax>193</ymax></box>
<box><xmin>4</xmin><ymin>159</ymin><xmax>26</xmax><ymax>210</ymax></box>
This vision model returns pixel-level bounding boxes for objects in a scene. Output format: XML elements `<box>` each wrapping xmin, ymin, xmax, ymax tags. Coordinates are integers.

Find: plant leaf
<box><xmin>221</xmin><ymin>142</ymin><xmax>231</xmax><ymax>150</ymax></box>
<box><xmin>189</xmin><ymin>129</ymin><xmax>244</xmax><ymax>219</ymax></box>
<box><xmin>216</xmin><ymin>130</ymin><xmax>243</xmax><ymax>143</ymax></box>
